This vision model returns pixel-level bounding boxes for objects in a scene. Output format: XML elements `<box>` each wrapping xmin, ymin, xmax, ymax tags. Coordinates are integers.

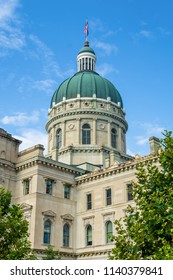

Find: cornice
<box><xmin>34</xmin><ymin>248</ymin><xmax>111</xmax><ymax>259</ymax></box>
<box><xmin>76</xmin><ymin>155</ymin><xmax>159</xmax><ymax>185</ymax></box>
<box><xmin>46</xmin><ymin>109</ymin><xmax>128</xmax><ymax>131</ymax></box>
<box><xmin>0</xmin><ymin>158</ymin><xmax>16</xmax><ymax>170</ymax></box>
<box><xmin>15</xmin><ymin>156</ymin><xmax>85</xmax><ymax>176</ymax></box>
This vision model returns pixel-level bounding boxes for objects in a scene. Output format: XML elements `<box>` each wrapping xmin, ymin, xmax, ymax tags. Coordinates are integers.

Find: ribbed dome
<box><xmin>50</xmin><ymin>70</ymin><xmax>123</xmax><ymax>108</ymax></box>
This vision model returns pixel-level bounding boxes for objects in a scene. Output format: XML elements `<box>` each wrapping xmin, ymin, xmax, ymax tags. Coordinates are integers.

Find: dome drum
<box><xmin>46</xmin><ymin>40</ymin><xmax>129</xmax><ymax>167</ymax></box>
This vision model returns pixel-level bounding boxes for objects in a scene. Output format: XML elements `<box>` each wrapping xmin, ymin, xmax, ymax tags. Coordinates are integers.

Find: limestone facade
<box><xmin>0</xmin><ymin>41</ymin><xmax>160</xmax><ymax>259</ymax></box>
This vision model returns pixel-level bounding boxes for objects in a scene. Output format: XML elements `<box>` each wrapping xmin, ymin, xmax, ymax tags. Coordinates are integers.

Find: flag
<box><xmin>84</xmin><ymin>21</ymin><xmax>89</xmax><ymax>36</ymax></box>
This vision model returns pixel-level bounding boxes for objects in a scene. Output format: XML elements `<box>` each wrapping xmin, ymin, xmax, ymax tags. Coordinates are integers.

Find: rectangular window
<box><xmin>86</xmin><ymin>193</ymin><xmax>92</xmax><ymax>210</ymax></box>
<box><xmin>46</xmin><ymin>179</ymin><xmax>54</xmax><ymax>195</ymax></box>
<box><xmin>106</xmin><ymin>188</ymin><xmax>112</xmax><ymax>205</ymax></box>
<box><xmin>64</xmin><ymin>184</ymin><xmax>71</xmax><ymax>199</ymax></box>
<box><xmin>23</xmin><ymin>179</ymin><xmax>30</xmax><ymax>195</ymax></box>
<box><xmin>127</xmin><ymin>183</ymin><xmax>133</xmax><ymax>201</ymax></box>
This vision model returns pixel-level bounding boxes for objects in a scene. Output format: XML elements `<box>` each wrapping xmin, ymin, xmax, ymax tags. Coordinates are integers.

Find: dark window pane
<box><xmin>111</xmin><ymin>128</ymin><xmax>116</xmax><ymax>148</ymax></box>
<box><xmin>63</xmin><ymin>223</ymin><xmax>70</xmax><ymax>247</ymax></box>
<box><xmin>57</xmin><ymin>129</ymin><xmax>62</xmax><ymax>149</ymax></box>
<box><xmin>64</xmin><ymin>185</ymin><xmax>71</xmax><ymax>199</ymax></box>
<box><xmin>86</xmin><ymin>225</ymin><xmax>92</xmax><ymax>246</ymax></box>
<box><xmin>82</xmin><ymin>124</ymin><xmax>91</xmax><ymax>144</ymax></box>
<box><xmin>127</xmin><ymin>184</ymin><xmax>133</xmax><ymax>201</ymax></box>
<box><xmin>87</xmin><ymin>193</ymin><xmax>92</xmax><ymax>210</ymax></box>
<box><xmin>106</xmin><ymin>188</ymin><xmax>112</xmax><ymax>205</ymax></box>
<box><xmin>106</xmin><ymin>221</ymin><xmax>113</xmax><ymax>243</ymax></box>
<box><xmin>46</xmin><ymin>179</ymin><xmax>53</xmax><ymax>195</ymax></box>
<box><xmin>44</xmin><ymin>220</ymin><xmax>51</xmax><ymax>244</ymax></box>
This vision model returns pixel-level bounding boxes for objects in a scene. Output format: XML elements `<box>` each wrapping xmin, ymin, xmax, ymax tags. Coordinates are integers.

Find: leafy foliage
<box><xmin>42</xmin><ymin>244</ymin><xmax>61</xmax><ymax>260</ymax></box>
<box><xmin>109</xmin><ymin>131</ymin><xmax>173</xmax><ymax>260</ymax></box>
<box><xmin>0</xmin><ymin>187</ymin><xmax>36</xmax><ymax>259</ymax></box>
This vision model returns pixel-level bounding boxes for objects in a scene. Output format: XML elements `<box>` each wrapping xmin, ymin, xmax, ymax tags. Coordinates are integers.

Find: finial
<box><xmin>84</xmin><ymin>40</ymin><xmax>89</xmax><ymax>47</ymax></box>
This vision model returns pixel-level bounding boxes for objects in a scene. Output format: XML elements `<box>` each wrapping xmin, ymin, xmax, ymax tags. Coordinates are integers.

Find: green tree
<box><xmin>109</xmin><ymin>131</ymin><xmax>173</xmax><ymax>260</ymax></box>
<box><xmin>0</xmin><ymin>187</ymin><xmax>36</xmax><ymax>259</ymax></box>
<box><xmin>42</xmin><ymin>244</ymin><xmax>61</xmax><ymax>260</ymax></box>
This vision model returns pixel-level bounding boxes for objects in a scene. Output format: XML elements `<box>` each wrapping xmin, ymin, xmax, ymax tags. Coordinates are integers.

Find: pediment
<box><xmin>61</xmin><ymin>214</ymin><xmax>74</xmax><ymax>221</ymax></box>
<box><xmin>20</xmin><ymin>203</ymin><xmax>33</xmax><ymax>211</ymax></box>
<box><xmin>42</xmin><ymin>210</ymin><xmax>56</xmax><ymax>217</ymax></box>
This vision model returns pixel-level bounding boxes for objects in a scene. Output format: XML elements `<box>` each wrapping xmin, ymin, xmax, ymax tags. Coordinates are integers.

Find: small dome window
<box><xmin>111</xmin><ymin>128</ymin><xmax>117</xmax><ymax>148</ymax></box>
<box><xmin>57</xmin><ymin>128</ymin><xmax>62</xmax><ymax>149</ymax></box>
<box><xmin>82</xmin><ymin>124</ymin><xmax>91</xmax><ymax>144</ymax></box>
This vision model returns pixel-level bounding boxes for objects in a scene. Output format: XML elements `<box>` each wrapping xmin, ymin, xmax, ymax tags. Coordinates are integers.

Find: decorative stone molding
<box><xmin>83</xmin><ymin>215</ymin><xmax>95</xmax><ymax>227</ymax></box>
<box><xmin>68</xmin><ymin>124</ymin><xmax>75</xmax><ymax>130</ymax></box>
<box><xmin>102</xmin><ymin>211</ymin><xmax>115</xmax><ymax>223</ymax></box>
<box><xmin>76</xmin><ymin>155</ymin><xmax>159</xmax><ymax>185</ymax></box>
<box><xmin>21</xmin><ymin>202</ymin><xmax>33</xmax><ymax>211</ymax></box>
<box><xmin>61</xmin><ymin>214</ymin><xmax>74</xmax><ymax>224</ymax></box>
<box><xmin>42</xmin><ymin>210</ymin><xmax>56</xmax><ymax>221</ymax></box>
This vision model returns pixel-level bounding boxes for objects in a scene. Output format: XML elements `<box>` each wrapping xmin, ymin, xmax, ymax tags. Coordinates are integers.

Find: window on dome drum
<box><xmin>105</xmin><ymin>221</ymin><xmax>113</xmax><ymax>243</ymax></box>
<box><xmin>111</xmin><ymin>128</ymin><xmax>117</xmax><ymax>148</ymax></box>
<box><xmin>46</xmin><ymin>179</ymin><xmax>54</xmax><ymax>195</ymax></box>
<box><xmin>82</xmin><ymin>124</ymin><xmax>91</xmax><ymax>144</ymax></box>
<box><xmin>57</xmin><ymin>128</ymin><xmax>62</xmax><ymax>149</ymax></box>
<box><xmin>43</xmin><ymin>220</ymin><xmax>51</xmax><ymax>244</ymax></box>
<box><xmin>106</xmin><ymin>188</ymin><xmax>112</xmax><ymax>206</ymax></box>
<box><xmin>63</xmin><ymin>223</ymin><xmax>70</xmax><ymax>247</ymax></box>
<box><xmin>127</xmin><ymin>183</ymin><xmax>133</xmax><ymax>201</ymax></box>
<box><xmin>86</xmin><ymin>225</ymin><xmax>92</xmax><ymax>246</ymax></box>
<box><xmin>86</xmin><ymin>193</ymin><xmax>92</xmax><ymax>210</ymax></box>
<box><xmin>64</xmin><ymin>184</ymin><xmax>71</xmax><ymax>199</ymax></box>
<box><xmin>23</xmin><ymin>179</ymin><xmax>30</xmax><ymax>195</ymax></box>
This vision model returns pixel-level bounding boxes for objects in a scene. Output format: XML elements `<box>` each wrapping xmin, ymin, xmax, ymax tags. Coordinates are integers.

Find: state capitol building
<box><xmin>0</xmin><ymin>36</ymin><xmax>160</xmax><ymax>259</ymax></box>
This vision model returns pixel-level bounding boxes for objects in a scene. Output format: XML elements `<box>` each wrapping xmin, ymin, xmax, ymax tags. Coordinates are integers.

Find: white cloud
<box><xmin>33</xmin><ymin>79</ymin><xmax>57</xmax><ymax>94</ymax></box>
<box><xmin>93</xmin><ymin>40</ymin><xmax>118</xmax><ymax>55</ymax></box>
<box><xmin>0</xmin><ymin>0</ymin><xmax>19</xmax><ymax>22</ymax></box>
<box><xmin>14</xmin><ymin>129</ymin><xmax>48</xmax><ymax>152</ymax></box>
<box><xmin>0</xmin><ymin>0</ymin><xmax>25</xmax><ymax>53</ymax></box>
<box><xmin>139</xmin><ymin>30</ymin><xmax>152</xmax><ymax>38</ymax></box>
<box><xmin>158</xmin><ymin>27</ymin><xmax>171</xmax><ymax>36</ymax></box>
<box><xmin>135</xmin><ymin>136</ymin><xmax>149</xmax><ymax>146</ymax></box>
<box><xmin>0</xmin><ymin>111</ymin><xmax>40</xmax><ymax>126</ymax></box>
<box><xmin>140</xmin><ymin>122</ymin><xmax>164</xmax><ymax>135</ymax></box>
<box><xmin>29</xmin><ymin>35</ymin><xmax>63</xmax><ymax>78</ymax></box>
<box><xmin>18</xmin><ymin>75</ymin><xmax>57</xmax><ymax>95</ymax></box>
<box><xmin>134</xmin><ymin>122</ymin><xmax>164</xmax><ymax>146</ymax></box>
<box><xmin>97</xmin><ymin>63</ymin><xmax>116</xmax><ymax>76</ymax></box>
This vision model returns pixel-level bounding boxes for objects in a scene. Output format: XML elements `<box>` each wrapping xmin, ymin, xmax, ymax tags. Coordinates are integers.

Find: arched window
<box><xmin>86</xmin><ymin>225</ymin><xmax>92</xmax><ymax>246</ymax></box>
<box><xmin>63</xmin><ymin>223</ymin><xmax>70</xmax><ymax>247</ymax></box>
<box><xmin>82</xmin><ymin>124</ymin><xmax>91</xmax><ymax>144</ymax></box>
<box><xmin>43</xmin><ymin>220</ymin><xmax>51</xmax><ymax>244</ymax></box>
<box><xmin>111</xmin><ymin>128</ymin><xmax>116</xmax><ymax>148</ymax></box>
<box><xmin>105</xmin><ymin>221</ymin><xmax>113</xmax><ymax>243</ymax></box>
<box><xmin>57</xmin><ymin>128</ymin><xmax>62</xmax><ymax>149</ymax></box>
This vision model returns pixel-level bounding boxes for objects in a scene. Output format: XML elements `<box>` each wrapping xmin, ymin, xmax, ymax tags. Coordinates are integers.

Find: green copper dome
<box><xmin>78</xmin><ymin>46</ymin><xmax>95</xmax><ymax>55</ymax></box>
<box><xmin>50</xmin><ymin>70</ymin><xmax>123</xmax><ymax>108</ymax></box>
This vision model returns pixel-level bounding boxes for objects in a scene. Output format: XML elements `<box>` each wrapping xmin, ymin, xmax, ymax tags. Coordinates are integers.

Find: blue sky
<box><xmin>0</xmin><ymin>0</ymin><xmax>173</xmax><ymax>156</ymax></box>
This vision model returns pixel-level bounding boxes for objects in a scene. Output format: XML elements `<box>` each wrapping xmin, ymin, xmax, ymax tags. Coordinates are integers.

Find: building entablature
<box><xmin>0</xmin><ymin>158</ymin><xmax>16</xmax><ymax>170</ymax></box>
<box><xmin>46</xmin><ymin>97</ymin><xmax>127</xmax><ymax>131</ymax></box>
<box><xmin>75</xmin><ymin>154</ymin><xmax>159</xmax><ymax>185</ymax></box>
<box><xmin>15</xmin><ymin>155</ymin><xmax>85</xmax><ymax>176</ymax></box>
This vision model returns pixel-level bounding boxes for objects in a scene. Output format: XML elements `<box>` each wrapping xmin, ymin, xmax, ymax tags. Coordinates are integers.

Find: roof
<box><xmin>50</xmin><ymin>70</ymin><xmax>123</xmax><ymax>108</ymax></box>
